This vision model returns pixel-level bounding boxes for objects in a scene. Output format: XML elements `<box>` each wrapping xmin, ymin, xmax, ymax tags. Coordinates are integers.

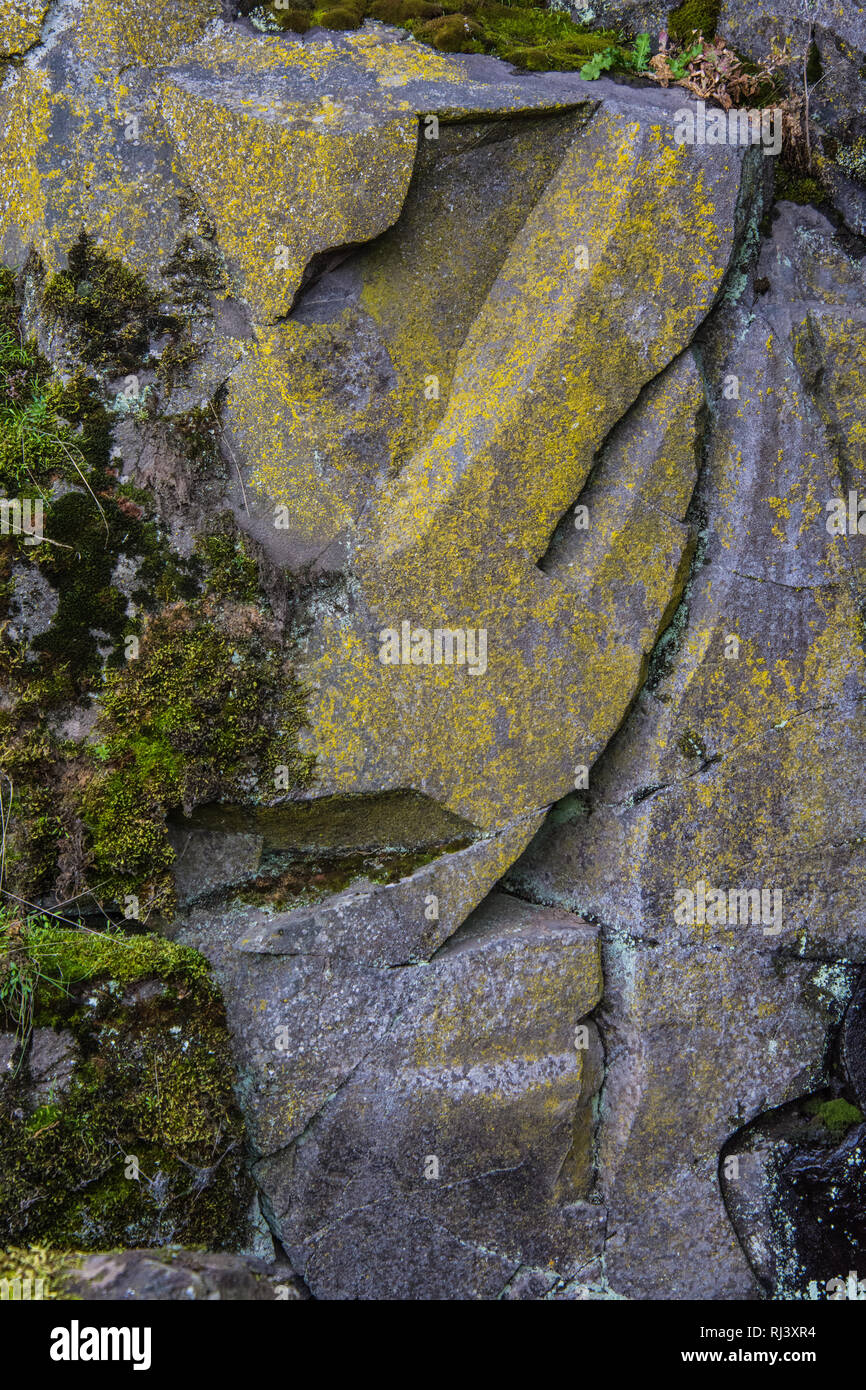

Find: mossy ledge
<box><xmin>82</xmin><ymin>601</ymin><xmax>315</xmax><ymax>917</ymax></box>
<box><xmin>0</xmin><ymin>255</ymin><xmax>315</xmax><ymax>919</ymax></box>
<box><xmin>244</xmin><ymin>0</ymin><xmax>624</xmax><ymax>71</ymax></box>
<box><xmin>0</xmin><ymin>914</ymin><xmax>253</xmax><ymax>1251</ymax></box>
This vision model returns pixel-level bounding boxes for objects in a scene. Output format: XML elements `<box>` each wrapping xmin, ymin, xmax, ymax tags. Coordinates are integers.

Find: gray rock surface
<box><xmin>59</xmin><ymin>1247</ymin><xmax>307</xmax><ymax>1300</ymax></box>
<box><xmin>2</xmin><ymin>0</ymin><xmax>866</xmax><ymax>1302</ymax></box>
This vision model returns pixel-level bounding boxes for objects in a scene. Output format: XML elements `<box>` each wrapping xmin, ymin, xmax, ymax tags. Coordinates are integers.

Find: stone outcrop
<box><xmin>1</xmin><ymin>0</ymin><xmax>865</xmax><ymax>1301</ymax></box>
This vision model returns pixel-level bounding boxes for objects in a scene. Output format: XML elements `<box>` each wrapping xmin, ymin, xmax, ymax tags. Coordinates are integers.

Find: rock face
<box><xmin>504</xmin><ymin>198</ymin><xmax>866</xmax><ymax>1298</ymax></box>
<box><xmin>1</xmin><ymin>0</ymin><xmax>865</xmax><ymax>1300</ymax></box>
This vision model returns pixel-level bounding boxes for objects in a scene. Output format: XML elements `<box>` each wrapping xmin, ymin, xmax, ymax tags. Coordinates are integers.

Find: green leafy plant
<box><xmin>630</xmin><ymin>31</ymin><xmax>651</xmax><ymax>73</ymax></box>
<box><xmin>668</xmin><ymin>40</ymin><xmax>703</xmax><ymax>79</ymax></box>
<box><xmin>0</xmin><ymin>910</ymin><xmax>67</xmax><ymax>1054</ymax></box>
<box><xmin>580</xmin><ymin>46</ymin><xmax>618</xmax><ymax>79</ymax></box>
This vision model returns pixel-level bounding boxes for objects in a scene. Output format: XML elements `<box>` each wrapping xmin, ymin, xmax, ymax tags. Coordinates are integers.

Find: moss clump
<box><xmin>0</xmin><ymin>278</ymin><xmax>99</xmax><ymax>498</ymax></box>
<box><xmin>0</xmin><ymin>1245</ymin><xmax>80</xmax><ymax>1298</ymax></box>
<box><xmin>17</xmin><ymin>917</ymin><xmax>213</xmax><ymax>991</ymax></box>
<box><xmin>318</xmin><ymin>3</ymin><xmax>365</xmax><ymax>26</ymax></box>
<box><xmin>368</xmin><ymin>0</ymin><xmax>443</xmax><ymax>18</ymax></box>
<box><xmin>42</xmin><ymin>232</ymin><xmax>182</xmax><ymax>375</ymax></box>
<box><xmin>414</xmin><ymin>11</ymin><xmax>483</xmax><ymax>50</ymax></box>
<box><xmin>806</xmin><ymin>1097</ymin><xmax>864</xmax><ymax>1136</ymax></box>
<box><xmin>0</xmin><ymin>914</ymin><xmax>253</xmax><ymax>1251</ymax></box>
<box><xmin>668</xmin><ymin>0</ymin><xmax>720</xmax><ymax>41</ymax></box>
<box><xmin>156</xmin><ymin>336</ymin><xmax>203</xmax><ymax>391</ymax></box>
<box><xmin>195</xmin><ymin>521</ymin><xmax>261</xmax><ymax>604</ymax></box>
<box><xmin>774</xmin><ymin>163</ymin><xmax>827</xmax><ymax>207</ymax></box>
<box><xmin>160</xmin><ymin>233</ymin><xmax>224</xmax><ymax>312</ymax></box>
<box><xmin>80</xmin><ymin>603</ymin><xmax>314</xmax><ymax>914</ymax></box>
<box><xmin>256</xmin><ymin>0</ymin><xmax>623</xmax><ymax>70</ymax></box>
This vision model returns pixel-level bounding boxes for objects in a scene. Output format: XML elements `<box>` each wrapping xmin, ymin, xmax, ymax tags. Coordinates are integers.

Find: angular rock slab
<box><xmin>174</xmin><ymin>812</ymin><xmax>543</xmax><ymax>1151</ymax></box>
<box><xmin>505</xmin><ymin>204</ymin><xmax>866</xmax><ymax>1298</ymax></box>
<box><xmin>596</xmin><ymin>935</ymin><xmax>848</xmax><ymax>1299</ymax></box>
<box><xmin>233</xmin><ymin>807</ymin><xmax>545</xmax><ymax>966</ymax></box>
<box><xmin>509</xmin><ymin>207</ymin><xmax>866</xmax><ymax>959</ymax></box>
<box><xmin>252</xmin><ymin>892</ymin><xmax>605</xmax><ymax>1299</ymax></box>
<box><xmin>291</xmin><ymin>93</ymin><xmax>761</xmax><ymax>826</ymax></box>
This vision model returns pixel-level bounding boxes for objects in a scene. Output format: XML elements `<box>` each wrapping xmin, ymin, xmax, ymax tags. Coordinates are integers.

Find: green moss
<box><xmin>0</xmin><ymin>914</ymin><xmax>252</xmax><ymax>1251</ymax></box>
<box><xmin>413</xmin><ymin>4</ymin><xmax>622</xmax><ymax>64</ymax></box>
<box><xmin>195</xmin><ymin>520</ymin><xmax>261</xmax><ymax>604</ymax></box>
<box><xmin>318</xmin><ymin>4</ymin><xmax>364</xmax><ymax>26</ymax></box>
<box><xmin>805</xmin><ymin>38</ymin><xmax>822</xmax><ymax>86</ymax></box>
<box><xmin>156</xmin><ymin>336</ymin><xmax>202</xmax><ymax>391</ymax></box>
<box><xmin>25</xmin><ymin>1102</ymin><xmax>63</xmax><ymax>1133</ymax></box>
<box><xmin>668</xmin><ymin>0</ymin><xmax>720</xmax><ymax>41</ymax></box>
<box><xmin>264</xmin><ymin>5</ymin><xmax>312</xmax><ymax>30</ymax></box>
<box><xmin>413</xmin><ymin>12</ymin><xmax>484</xmax><ymax>50</ymax></box>
<box><xmin>256</xmin><ymin>0</ymin><xmax>624</xmax><ymax>69</ymax></box>
<box><xmin>42</xmin><ymin>232</ymin><xmax>182</xmax><ymax>375</ymax></box>
<box><xmin>805</xmin><ymin>1097</ymin><xmax>863</xmax><ymax>1135</ymax></box>
<box><xmin>0</xmin><ymin>278</ymin><xmax>101</xmax><ymax>499</ymax></box>
<box><xmin>20</xmin><ymin>918</ymin><xmax>213</xmax><ymax>991</ymax></box>
<box><xmin>0</xmin><ymin>1245</ymin><xmax>80</xmax><ymax>1298</ymax></box>
<box><xmin>160</xmin><ymin>233</ymin><xmax>224</xmax><ymax>311</ymax></box>
<box><xmin>368</xmin><ymin>0</ymin><xmax>442</xmax><ymax>19</ymax></box>
<box><xmin>80</xmin><ymin>603</ymin><xmax>314</xmax><ymax>914</ymax></box>
<box><xmin>774</xmin><ymin>163</ymin><xmax>827</xmax><ymax>207</ymax></box>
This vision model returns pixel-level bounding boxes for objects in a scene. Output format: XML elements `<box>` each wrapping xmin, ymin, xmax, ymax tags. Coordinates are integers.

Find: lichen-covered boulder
<box><xmin>504</xmin><ymin>200</ymin><xmax>866</xmax><ymax>1298</ymax></box>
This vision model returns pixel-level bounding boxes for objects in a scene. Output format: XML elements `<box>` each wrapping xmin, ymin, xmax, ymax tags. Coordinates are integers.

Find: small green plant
<box><xmin>580</xmin><ymin>46</ymin><xmax>618</xmax><ymax>79</ymax></box>
<box><xmin>0</xmin><ymin>911</ymin><xmax>66</xmax><ymax>1054</ymax></box>
<box><xmin>667</xmin><ymin>40</ymin><xmax>703</xmax><ymax>80</ymax></box>
<box><xmin>0</xmin><ymin>278</ymin><xmax>96</xmax><ymax>498</ymax></box>
<box><xmin>630</xmin><ymin>31</ymin><xmax>651</xmax><ymax>73</ymax></box>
